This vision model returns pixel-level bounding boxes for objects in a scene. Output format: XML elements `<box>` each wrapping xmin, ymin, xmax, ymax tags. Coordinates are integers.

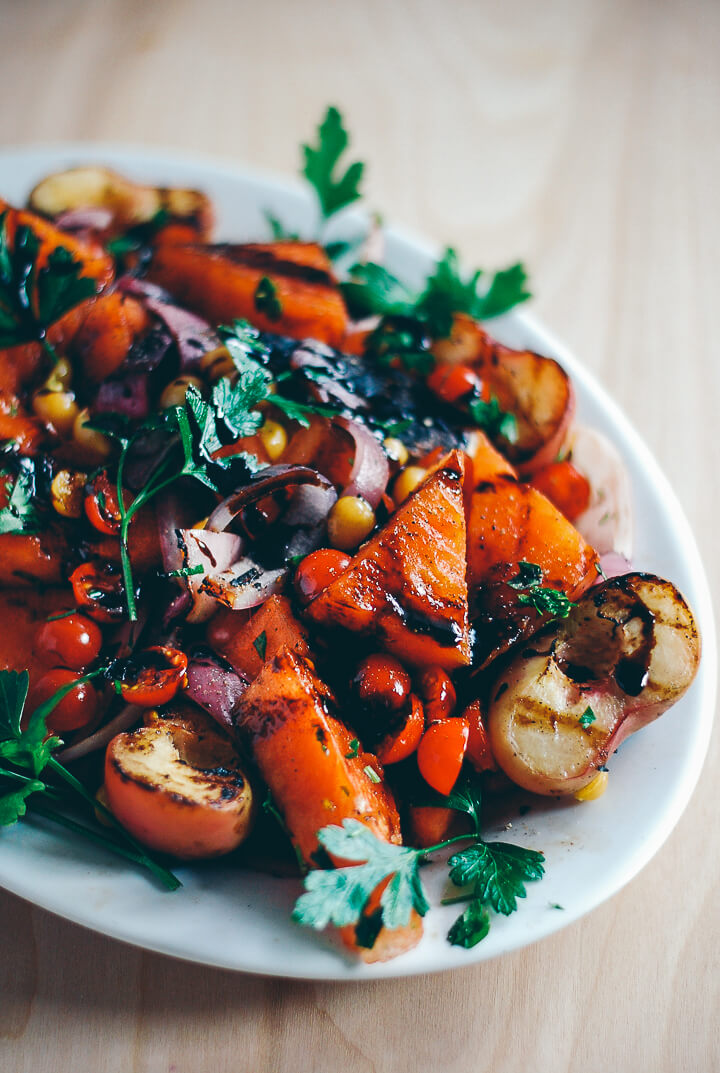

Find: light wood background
<box><xmin>0</xmin><ymin>1</ymin><xmax>718</xmax><ymax>1070</ymax></box>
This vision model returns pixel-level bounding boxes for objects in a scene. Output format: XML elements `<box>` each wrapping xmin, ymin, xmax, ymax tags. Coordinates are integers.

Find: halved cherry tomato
<box><xmin>530</xmin><ymin>460</ymin><xmax>591</xmax><ymax>522</ymax></box>
<box><xmin>464</xmin><ymin>700</ymin><xmax>496</xmax><ymax>772</ymax></box>
<box><xmin>35</xmin><ymin>612</ymin><xmax>102</xmax><ymax>671</ymax></box>
<box><xmin>417</xmin><ymin>665</ymin><xmax>457</xmax><ymax>722</ymax></box>
<box><xmin>69</xmin><ymin>561</ymin><xmax>126</xmax><ymax>623</ymax></box>
<box><xmin>376</xmin><ymin>694</ymin><xmax>425</xmax><ymax>765</ymax></box>
<box><xmin>27</xmin><ymin>668</ymin><xmax>99</xmax><ymax>733</ymax></box>
<box><xmin>426</xmin><ymin>363</ymin><xmax>484</xmax><ymax>404</ymax></box>
<box><xmin>84</xmin><ymin>471</ymin><xmax>127</xmax><ymax>536</ymax></box>
<box><xmin>113</xmin><ymin>646</ymin><xmax>188</xmax><ymax>707</ymax></box>
<box><xmin>294</xmin><ymin>548</ymin><xmax>351</xmax><ymax>604</ymax></box>
<box><xmin>354</xmin><ymin>654</ymin><xmax>411</xmax><ymax>712</ymax></box>
<box><xmin>417</xmin><ymin>716</ymin><xmax>469</xmax><ymax>795</ymax></box>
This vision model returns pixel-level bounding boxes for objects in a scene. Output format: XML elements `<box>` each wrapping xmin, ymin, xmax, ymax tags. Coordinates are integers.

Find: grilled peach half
<box><xmin>105</xmin><ymin>703</ymin><xmax>255</xmax><ymax>859</ymax></box>
<box><xmin>487</xmin><ymin>574</ymin><xmax>700</xmax><ymax>796</ymax></box>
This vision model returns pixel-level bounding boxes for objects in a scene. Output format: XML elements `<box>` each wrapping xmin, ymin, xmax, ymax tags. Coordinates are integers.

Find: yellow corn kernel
<box><xmin>259</xmin><ymin>419</ymin><xmax>287</xmax><ymax>461</ymax></box>
<box><xmin>383</xmin><ymin>437</ymin><xmax>409</xmax><ymax>468</ymax></box>
<box><xmin>45</xmin><ymin>356</ymin><xmax>74</xmax><ymax>392</ymax></box>
<box><xmin>51</xmin><ymin>468</ymin><xmax>88</xmax><ymax>518</ymax></box>
<box><xmin>574</xmin><ymin>770</ymin><xmax>609</xmax><ymax>802</ymax></box>
<box><xmin>392</xmin><ymin>465</ymin><xmax>427</xmax><ymax>505</ymax></box>
<box><xmin>32</xmin><ymin>388</ymin><xmax>79</xmax><ymax>437</ymax></box>
<box><xmin>73</xmin><ymin>407</ymin><xmax>112</xmax><ymax>460</ymax></box>
<box><xmin>327</xmin><ymin>495</ymin><xmax>376</xmax><ymax>551</ymax></box>
<box><xmin>200</xmin><ymin>345</ymin><xmax>235</xmax><ymax>382</ymax></box>
<box><xmin>159</xmin><ymin>374</ymin><xmax>204</xmax><ymax>410</ymax></box>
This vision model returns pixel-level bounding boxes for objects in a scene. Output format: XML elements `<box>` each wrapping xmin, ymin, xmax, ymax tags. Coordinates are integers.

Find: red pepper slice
<box><xmin>113</xmin><ymin>645</ymin><xmax>188</xmax><ymax>707</ymax></box>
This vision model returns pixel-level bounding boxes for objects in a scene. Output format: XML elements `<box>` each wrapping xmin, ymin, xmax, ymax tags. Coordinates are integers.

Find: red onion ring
<box><xmin>184</xmin><ymin>655</ymin><xmax>248</xmax><ymax>732</ymax></box>
<box><xmin>56</xmin><ymin>704</ymin><xmax>143</xmax><ymax>763</ymax></box>
<box><xmin>199</xmin><ymin>558</ymin><xmax>286</xmax><ymax>611</ymax></box>
<box><xmin>119</xmin><ymin>277</ymin><xmax>218</xmax><ymax>369</ymax></box>
<box><xmin>55</xmin><ymin>206</ymin><xmax>114</xmax><ymax>232</ymax></box>
<box><xmin>333</xmin><ymin>417</ymin><xmax>390</xmax><ymax>509</ymax></box>
<box><xmin>205</xmin><ymin>465</ymin><xmax>334</xmax><ymax>533</ymax></box>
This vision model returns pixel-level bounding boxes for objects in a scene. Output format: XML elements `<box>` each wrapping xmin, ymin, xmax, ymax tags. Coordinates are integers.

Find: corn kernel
<box><xmin>73</xmin><ymin>407</ymin><xmax>112</xmax><ymax>460</ymax></box>
<box><xmin>45</xmin><ymin>356</ymin><xmax>74</xmax><ymax>392</ymax></box>
<box><xmin>200</xmin><ymin>345</ymin><xmax>235</xmax><ymax>382</ymax></box>
<box><xmin>32</xmin><ymin>388</ymin><xmax>79</xmax><ymax>437</ymax></box>
<box><xmin>383</xmin><ymin>437</ymin><xmax>409</xmax><ymax>468</ymax></box>
<box><xmin>574</xmin><ymin>770</ymin><xmax>609</xmax><ymax>802</ymax></box>
<box><xmin>51</xmin><ymin>468</ymin><xmax>87</xmax><ymax>518</ymax></box>
<box><xmin>159</xmin><ymin>374</ymin><xmax>204</xmax><ymax>410</ymax></box>
<box><xmin>392</xmin><ymin>465</ymin><xmax>427</xmax><ymax>505</ymax></box>
<box><xmin>327</xmin><ymin>495</ymin><xmax>376</xmax><ymax>551</ymax></box>
<box><xmin>259</xmin><ymin>419</ymin><xmax>287</xmax><ymax>461</ymax></box>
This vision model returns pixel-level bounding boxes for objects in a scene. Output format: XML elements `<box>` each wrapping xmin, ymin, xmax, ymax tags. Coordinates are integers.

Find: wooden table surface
<box><xmin>0</xmin><ymin>1</ymin><xmax>718</xmax><ymax>1070</ymax></box>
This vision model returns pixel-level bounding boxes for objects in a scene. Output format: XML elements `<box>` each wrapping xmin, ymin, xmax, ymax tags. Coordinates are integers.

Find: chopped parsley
<box><xmin>0</xmin><ymin>460</ymin><xmax>42</xmax><ymax>535</ymax></box>
<box><xmin>468</xmin><ymin>395</ymin><xmax>519</xmax><ymax>444</ymax></box>
<box><xmin>253</xmin><ymin>630</ymin><xmax>268</xmax><ymax>662</ymax></box>
<box><xmin>344</xmin><ymin>738</ymin><xmax>360</xmax><ymax>760</ymax></box>
<box><xmin>509</xmin><ymin>561</ymin><xmax>575</xmax><ymax>620</ymax></box>
<box><xmin>578</xmin><ymin>706</ymin><xmax>596</xmax><ymax>728</ymax></box>
<box><xmin>254</xmin><ymin>276</ymin><xmax>282</xmax><ymax>321</ymax></box>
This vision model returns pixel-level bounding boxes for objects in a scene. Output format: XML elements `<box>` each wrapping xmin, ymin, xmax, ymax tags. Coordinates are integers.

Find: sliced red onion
<box><xmin>205</xmin><ymin>465</ymin><xmax>333</xmax><ymax>533</ymax></box>
<box><xmin>597</xmin><ymin>553</ymin><xmax>633</xmax><ymax>580</ymax></box>
<box><xmin>184</xmin><ymin>654</ymin><xmax>248</xmax><ymax>731</ymax></box>
<box><xmin>56</xmin><ymin>704</ymin><xmax>143</xmax><ymax>763</ymax></box>
<box><xmin>163</xmin><ymin>588</ymin><xmax>193</xmax><ymax>628</ymax></box>
<box><xmin>119</xmin><ymin>276</ymin><xmax>218</xmax><ymax>370</ymax></box>
<box><xmin>174</xmin><ymin>528</ymin><xmax>245</xmax><ymax>623</ymax></box>
<box><xmin>199</xmin><ymin>557</ymin><xmax>286</xmax><ymax>611</ymax></box>
<box><xmin>282</xmin><ymin>482</ymin><xmax>337</xmax><ymax>528</ymax></box>
<box><xmin>55</xmin><ymin>206</ymin><xmax>114</xmax><ymax>233</ymax></box>
<box><xmin>156</xmin><ymin>491</ymin><xmax>200</xmax><ymax>575</ymax></box>
<box><xmin>333</xmin><ymin>416</ymin><xmax>390</xmax><ymax>509</ymax></box>
<box><xmin>94</xmin><ymin>372</ymin><xmax>150</xmax><ymax>420</ymax></box>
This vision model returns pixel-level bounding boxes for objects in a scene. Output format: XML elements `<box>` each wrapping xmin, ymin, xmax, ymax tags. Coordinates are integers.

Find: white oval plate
<box><xmin>0</xmin><ymin>146</ymin><xmax>715</xmax><ymax>980</ymax></box>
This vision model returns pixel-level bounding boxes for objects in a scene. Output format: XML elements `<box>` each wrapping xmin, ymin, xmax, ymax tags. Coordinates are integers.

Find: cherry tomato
<box><xmin>376</xmin><ymin>694</ymin><xmax>425</xmax><ymax>764</ymax></box>
<box><xmin>417</xmin><ymin>716</ymin><xmax>469</xmax><ymax>795</ymax></box>
<box><xmin>354</xmin><ymin>654</ymin><xmax>411</xmax><ymax>712</ymax></box>
<box><xmin>84</xmin><ymin>471</ymin><xmax>127</xmax><ymax>536</ymax></box>
<box><xmin>464</xmin><ymin>700</ymin><xmax>496</xmax><ymax>772</ymax></box>
<box><xmin>35</xmin><ymin>613</ymin><xmax>103</xmax><ymax>671</ymax></box>
<box><xmin>113</xmin><ymin>646</ymin><xmax>188</xmax><ymax>707</ymax></box>
<box><xmin>426</xmin><ymin>363</ymin><xmax>484</xmax><ymax>404</ymax></box>
<box><xmin>27</xmin><ymin>668</ymin><xmax>99</xmax><ymax>734</ymax></box>
<box><xmin>69</xmin><ymin>561</ymin><xmax>126</xmax><ymax>623</ymax></box>
<box><xmin>417</xmin><ymin>666</ymin><xmax>457</xmax><ymax>722</ymax></box>
<box><xmin>530</xmin><ymin>461</ymin><xmax>591</xmax><ymax>522</ymax></box>
<box><xmin>294</xmin><ymin>548</ymin><xmax>351</xmax><ymax>604</ymax></box>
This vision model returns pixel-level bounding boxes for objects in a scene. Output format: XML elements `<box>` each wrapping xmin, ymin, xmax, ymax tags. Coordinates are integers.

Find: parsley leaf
<box><xmin>344</xmin><ymin>738</ymin><xmax>360</xmax><ymax>760</ymax></box>
<box><xmin>447</xmin><ymin>841</ymin><xmax>545</xmax><ymax>916</ymax></box>
<box><xmin>0</xmin><ymin>212</ymin><xmax>99</xmax><ymax>353</ymax></box>
<box><xmin>446</xmin><ymin>900</ymin><xmax>490</xmax><ymax>948</ymax></box>
<box><xmin>0</xmin><ymin>461</ymin><xmax>41</xmax><ymax>535</ymax></box>
<box><xmin>264</xmin><ymin>211</ymin><xmax>300</xmax><ymax>242</ymax></box>
<box><xmin>341</xmin><ymin>263</ymin><xmax>416</xmax><ymax>320</ymax></box>
<box><xmin>0</xmin><ymin>669</ymin><xmax>60</xmax><ymax>776</ymax></box>
<box><xmin>253</xmin><ymin>630</ymin><xmax>267</xmax><ymax>661</ymax></box>
<box><xmin>302</xmin><ymin>106</ymin><xmax>365</xmax><ymax>221</ymax></box>
<box><xmin>468</xmin><ymin>395</ymin><xmax>519</xmax><ymax>444</ymax></box>
<box><xmin>292</xmin><ymin>819</ymin><xmax>429</xmax><ymax>931</ymax></box>
<box><xmin>254</xmin><ymin>276</ymin><xmax>282</xmax><ymax>321</ymax></box>
<box><xmin>0</xmin><ymin>777</ymin><xmax>46</xmax><ymax>826</ymax></box>
<box><xmin>508</xmin><ymin>561</ymin><xmax>575</xmax><ymax>620</ymax></box>
<box><xmin>578</xmin><ymin>706</ymin><xmax>596</xmax><ymax>728</ymax></box>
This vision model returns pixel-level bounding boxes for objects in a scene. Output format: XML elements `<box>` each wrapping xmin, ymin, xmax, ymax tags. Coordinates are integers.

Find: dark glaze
<box><xmin>211</xmin><ymin>245</ymin><xmax>335</xmax><ymax>288</ymax></box>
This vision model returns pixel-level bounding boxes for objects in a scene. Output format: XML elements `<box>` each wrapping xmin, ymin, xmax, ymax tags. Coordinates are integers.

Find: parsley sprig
<box><xmin>0</xmin><ymin>211</ymin><xmax>99</xmax><ymax>362</ymax></box>
<box><xmin>292</xmin><ymin>777</ymin><xmax>544</xmax><ymax>951</ymax></box>
<box><xmin>508</xmin><ymin>561</ymin><xmax>576</xmax><ymax>619</ymax></box>
<box><xmin>302</xmin><ymin>106</ymin><xmax>365</xmax><ymax>225</ymax></box>
<box><xmin>0</xmin><ymin>669</ymin><xmax>179</xmax><ymax>889</ymax></box>
<box><xmin>0</xmin><ymin>457</ymin><xmax>43</xmax><ymax>535</ymax></box>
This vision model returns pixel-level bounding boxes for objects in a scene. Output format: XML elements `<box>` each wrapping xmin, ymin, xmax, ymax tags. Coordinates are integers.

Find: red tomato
<box><xmin>417</xmin><ymin>666</ymin><xmax>457</xmax><ymax>722</ymax></box>
<box><xmin>464</xmin><ymin>700</ymin><xmax>496</xmax><ymax>772</ymax></box>
<box><xmin>294</xmin><ymin>548</ymin><xmax>351</xmax><ymax>604</ymax></box>
<box><xmin>114</xmin><ymin>646</ymin><xmax>188</xmax><ymax>707</ymax></box>
<box><xmin>35</xmin><ymin>613</ymin><xmax>103</xmax><ymax>671</ymax></box>
<box><xmin>530</xmin><ymin>461</ymin><xmax>591</xmax><ymax>522</ymax></box>
<box><xmin>354</xmin><ymin>654</ymin><xmax>411</xmax><ymax>712</ymax></box>
<box><xmin>27</xmin><ymin>668</ymin><xmax>99</xmax><ymax>733</ymax></box>
<box><xmin>427</xmin><ymin>363</ymin><xmax>484</xmax><ymax>404</ymax></box>
<box><xmin>69</xmin><ymin>561</ymin><xmax>126</xmax><ymax>623</ymax></box>
<box><xmin>84</xmin><ymin>471</ymin><xmax>127</xmax><ymax>536</ymax></box>
<box><xmin>376</xmin><ymin>694</ymin><xmax>425</xmax><ymax>765</ymax></box>
<box><xmin>417</xmin><ymin>717</ymin><xmax>469</xmax><ymax>795</ymax></box>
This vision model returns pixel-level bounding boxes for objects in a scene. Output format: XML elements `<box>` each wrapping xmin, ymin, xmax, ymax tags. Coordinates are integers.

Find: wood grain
<box><xmin>0</xmin><ymin>0</ymin><xmax>718</xmax><ymax>1070</ymax></box>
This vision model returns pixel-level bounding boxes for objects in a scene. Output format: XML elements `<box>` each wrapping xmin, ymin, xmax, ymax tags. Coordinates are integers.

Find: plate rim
<box><xmin>0</xmin><ymin>143</ymin><xmax>715</xmax><ymax>980</ymax></box>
